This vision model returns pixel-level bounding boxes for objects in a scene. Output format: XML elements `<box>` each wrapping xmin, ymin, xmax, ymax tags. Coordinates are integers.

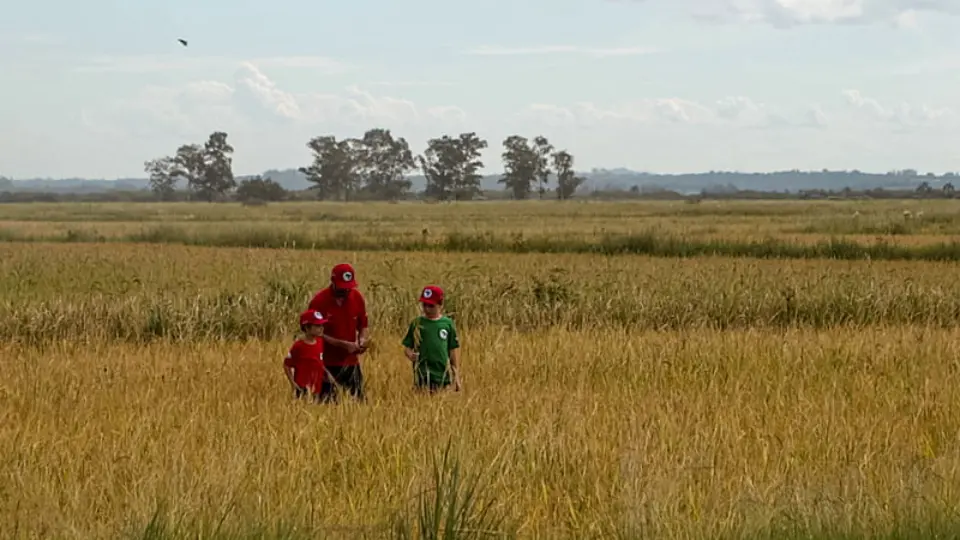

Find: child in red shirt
<box><xmin>283</xmin><ymin>309</ymin><xmax>332</xmax><ymax>403</ymax></box>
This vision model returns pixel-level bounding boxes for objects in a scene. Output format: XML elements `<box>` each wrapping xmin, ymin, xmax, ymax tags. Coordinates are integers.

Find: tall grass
<box><xmin>5</xmin><ymin>200</ymin><xmax>960</xmax><ymax>538</ymax></box>
<box><xmin>6</xmin><ymin>244</ymin><xmax>960</xmax><ymax>344</ymax></box>
<box><xmin>4</xmin><ymin>225</ymin><xmax>960</xmax><ymax>261</ymax></box>
<box><xmin>3</xmin><ymin>327</ymin><xmax>960</xmax><ymax>538</ymax></box>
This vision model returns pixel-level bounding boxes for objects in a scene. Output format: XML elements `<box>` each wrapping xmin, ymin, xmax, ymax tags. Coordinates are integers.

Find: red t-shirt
<box><xmin>307</xmin><ymin>287</ymin><xmax>368</xmax><ymax>366</ymax></box>
<box><xmin>284</xmin><ymin>338</ymin><xmax>325</xmax><ymax>390</ymax></box>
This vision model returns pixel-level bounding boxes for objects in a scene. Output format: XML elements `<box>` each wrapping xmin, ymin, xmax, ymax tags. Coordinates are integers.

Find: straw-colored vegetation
<box><xmin>1</xmin><ymin>199</ymin><xmax>960</xmax><ymax>539</ymax></box>
<box><xmin>2</xmin><ymin>200</ymin><xmax>960</xmax><ymax>258</ymax></box>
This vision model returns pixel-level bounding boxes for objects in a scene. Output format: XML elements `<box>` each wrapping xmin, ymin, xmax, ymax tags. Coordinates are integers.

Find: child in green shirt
<box><xmin>402</xmin><ymin>285</ymin><xmax>462</xmax><ymax>393</ymax></box>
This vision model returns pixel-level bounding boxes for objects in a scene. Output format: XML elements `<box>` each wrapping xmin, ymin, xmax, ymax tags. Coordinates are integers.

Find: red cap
<box><xmin>419</xmin><ymin>285</ymin><xmax>444</xmax><ymax>305</ymax></box>
<box><xmin>331</xmin><ymin>263</ymin><xmax>357</xmax><ymax>289</ymax></box>
<box><xmin>299</xmin><ymin>309</ymin><xmax>328</xmax><ymax>326</ymax></box>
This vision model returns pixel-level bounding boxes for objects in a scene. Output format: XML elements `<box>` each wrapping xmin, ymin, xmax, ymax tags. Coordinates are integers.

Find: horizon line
<box><xmin>3</xmin><ymin>167</ymin><xmax>955</xmax><ymax>182</ymax></box>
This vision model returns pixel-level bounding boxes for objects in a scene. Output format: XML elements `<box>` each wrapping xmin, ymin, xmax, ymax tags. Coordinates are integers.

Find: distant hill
<box><xmin>1</xmin><ymin>168</ymin><xmax>955</xmax><ymax>195</ymax></box>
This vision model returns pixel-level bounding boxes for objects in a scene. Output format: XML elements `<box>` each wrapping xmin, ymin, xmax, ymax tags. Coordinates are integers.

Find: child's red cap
<box><xmin>299</xmin><ymin>309</ymin><xmax>328</xmax><ymax>326</ymax></box>
<box><xmin>419</xmin><ymin>285</ymin><xmax>444</xmax><ymax>305</ymax></box>
<box><xmin>331</xmin><ymin>263</ymin><xmax>357</xmax><ymax>289</ymax></box>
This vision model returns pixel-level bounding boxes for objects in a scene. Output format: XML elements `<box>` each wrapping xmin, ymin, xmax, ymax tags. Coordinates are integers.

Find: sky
<box><xmin>2</xmin><ymin>0</ymin><xmax>960</xmax><ymax>179</ymax></box>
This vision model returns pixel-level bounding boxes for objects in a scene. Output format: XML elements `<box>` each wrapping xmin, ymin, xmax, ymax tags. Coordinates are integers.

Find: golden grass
<box><xmin>7</xmin><ymin>243</ymin><xmax>960</xmax><ymax>347</ymax></box>
<box><xmin>3</xmin><ymin>199</ymin><xmax>960</xmax><ymax>248</ymax></box>
<box><xmin>4</xmin><ymin>200</ymin><xmax>960</xmax><ymax>538</ymax></box>
<box><xmin>3</xmin><ymin>327</ymin><xmax>959</xmax><ymax>538</ymax></box>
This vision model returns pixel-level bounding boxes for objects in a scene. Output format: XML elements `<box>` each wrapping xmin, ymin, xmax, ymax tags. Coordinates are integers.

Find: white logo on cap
<box><xmin>341</xmin><ymin>271</ymin><xmax>353</xmax><ymax>282</ymax></box>
<box><xmin>313</xmin><ymin>312</ymin><xmax>324</xmax><ymax>319</ymax></box>
<box><xmin>439</xmin><ymin>328</ymin><xmax>448</xmax><ymax>340</ymax></box>
<box><xmin>422</xmin><ymin>288</ymin><xmax>433</xmax><ymax>298</ymax></box>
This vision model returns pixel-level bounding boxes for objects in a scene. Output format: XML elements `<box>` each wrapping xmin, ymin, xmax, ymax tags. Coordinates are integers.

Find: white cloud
<box><xmin>630</xmin><ymin>0</ymin><xmax>958</xmax><ymax>27</ymax></box>
<box><xmin>522</xmin><ymin>95</ymin><xmax>820</xmax><ymax>129</ymax></box>
<box><xmin>841</xmin><ymin>89</ymin><xmax>954</xmax><ymax>127</ymax></box>
<box><xmin>370</xmin><ymin>80</ymin><xmax>457</xmax><ymax>88</ymax></box>
<box><xmin>894</xmin><ymin>9</ymin><xmax>919</xmax><ymax>28</ymax></box>
<box><xmin>524</xmin><ymin>90</ymin><xmax>958</xmax><ymax>134</ymax></box>
<box><xmin>464</xmin><ymin>45</ymin><xmax>659</xmax><ymax>57</ymax></box>
<box><xmin>82</xmin><ymin>61</ymin><xmax>467</xmax><ymax>140</ymax></box>
<box><xmin>72</xmin><ymin>54</ymin><xmax>351</xmax><ymax>74</ymax></box>
<box><xmin>426</xmin><ymin>105</ymin><xmax>468</xmax><ymax>124</ymax></box>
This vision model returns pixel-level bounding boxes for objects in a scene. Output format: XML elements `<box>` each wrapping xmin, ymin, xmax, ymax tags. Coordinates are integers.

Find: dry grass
<box><xmin>3</xmin><ymin>327</ymin><xmax>960</xmax><ymax>539</ymax></box>
<box><xmin>2</xmin><ymin>200</ymin><xmax>960</xmax><ymax>252</ymax></box>
<box><xmin>3</xmin><ymin>200</ymin><xmax>960</xmax><ymax>539</ymax></box>
<box><xmin>6</xmin><ymin>244</ymin><xmax>960</xmax><ymax>346</ymax></box>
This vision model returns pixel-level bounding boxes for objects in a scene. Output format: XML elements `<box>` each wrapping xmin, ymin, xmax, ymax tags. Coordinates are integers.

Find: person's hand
<box><xmin>453</xmin><ymin>376</ymin><xmax>462</xmax><ymax>392</ymax></box>
<box><xmin>404</xmin><ymin>350</ymin><xmax>417</xmax><ymax>362</ymax></box>
<box><xmin>342</xmin><ymin>341</ymin><xmax>361</xmax><ymax>354</ymax></box>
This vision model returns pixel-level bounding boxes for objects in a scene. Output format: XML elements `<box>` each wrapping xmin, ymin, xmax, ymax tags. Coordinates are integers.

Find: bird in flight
<box><xmin>177</xmin><ymin>38</ymin><xmax>188</xmax><ymax>46</ymax></box>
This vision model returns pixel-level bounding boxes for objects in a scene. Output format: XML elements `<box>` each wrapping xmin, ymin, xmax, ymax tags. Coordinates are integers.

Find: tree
<box><xmin>532</xmin><ymin>136</ymin><xmax>553</xmax><ymax>199</ymax></box>
<box><xmin>553</xmin><ymin>150</ymin><xmax>584</xmax><ymax>200</ymax></box>
<box><xmin>355</xmin><ymin>128</ymin><xmax>416</xmax><ymax>200</ymax></box>
<box><xmin>417</xmin><ymin>137</ymin><xmax>456</xmax><ymax>201</ymax></box>
<box><xmin>452</xmin><ymin>132</ymin><xmax>488</xmax><ymax>200</ymax></box>
<box><xmin>499</xmin><ymin>135</ymin><xmax>538</xmax><ymax>199</ymax></box>
<box><xmin>299</xmin><ymin>135</ymin><xmax>362</xmax><ymax>201</ymax></box>
<box><xmin>143</xmin><ymin>156</ymin><xmax>179</xmax><ymax>201</ymax></box>
<box><xmin>172</xmin><ymin>143</ymin><xmax>204</xmax><ymax>200</ymax></box>
<box><xmin>499</xmin><ymin>135</ymin><xmax>552</xmax><ymax>200</ymax></box>
<box><xmin>944</xmin><ymin>182</ymin><xmax>955</xmax><ymax>197</ymax></box>
<box><xmin>143</xmin><ymin>131</ymin><xmax>236</xmax><ymax>202</ymax></box>
<box><xmin>418</xmin><ymin>132</ymin><xmax>488</xmax><ymax>201</ymax></box>
<box><xmin>194</xmin><ymin>131</ymin><xmax>236</xmax><ymax>202</ymax></box>
<box><xmin>236</xmin><ymin>176</ymin><xmax>287</xmax><ymax>203</ymax></box>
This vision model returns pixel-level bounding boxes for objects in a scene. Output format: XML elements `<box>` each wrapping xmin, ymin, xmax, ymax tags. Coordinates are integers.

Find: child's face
<box><xmin>421</xmin><ymin>302</ymin><xmax>440</xmax><ymax>316</ymax></box>
<box><xmin>305</xmin><ymin>324</ymin><xmax>325</xmax><ymax>337</ymax></box>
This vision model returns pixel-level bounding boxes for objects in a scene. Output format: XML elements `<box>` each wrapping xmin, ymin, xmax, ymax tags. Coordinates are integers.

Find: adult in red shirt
<box><xmin>307</xmin><ymin>262</ymin><xmax>370</xmax><ymax>401</ymax></box>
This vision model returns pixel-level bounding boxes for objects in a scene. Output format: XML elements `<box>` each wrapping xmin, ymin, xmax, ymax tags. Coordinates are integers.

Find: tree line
<box><xmin>143</xmin><ymin>129</ymin><xmax>586</xmax><ymax>202</ymax></box>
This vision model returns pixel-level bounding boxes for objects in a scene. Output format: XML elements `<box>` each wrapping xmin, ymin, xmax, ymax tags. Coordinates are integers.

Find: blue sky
<box><xmin>2</xmin><ymin>0</ymin><xmax>959</xmax><ymax>179</ymax></box>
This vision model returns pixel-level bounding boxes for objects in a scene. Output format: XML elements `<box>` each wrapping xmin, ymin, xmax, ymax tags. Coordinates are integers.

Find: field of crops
<box><xmin>2</xmin><ymin>199</ymin><xmax>960</xmax><ymax>539</ymax></box>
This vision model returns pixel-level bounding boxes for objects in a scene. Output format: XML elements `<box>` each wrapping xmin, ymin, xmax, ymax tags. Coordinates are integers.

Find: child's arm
<box><xmin>283</xmin><ymin>346</ymin><xmax>300</xmax><ymax>391</ymax></box>
<box><xmin>283</xmin><ymin>363</ymin><xmax>298</xmax><ymax>390</ymax></box>
<box><xmin>401</xmin><ymin>321</ymin><xmax>418</xmax><ymax>362</ymax></box>
<box><xmin>449</xmin><ymin>347</ymin><xmax>461</xmax><ymax>391</ymax></box>
<box><xmin>448</xmin><ymin>322</ymin><xmax>461</xmax><ymax>391</ymax></box>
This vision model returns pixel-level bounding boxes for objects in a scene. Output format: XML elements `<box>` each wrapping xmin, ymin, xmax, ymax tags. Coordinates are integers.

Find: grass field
<box><xmin>2</xmin><ymin>200</ymin><xmax>960</xmax><ymax>539</ymax></box>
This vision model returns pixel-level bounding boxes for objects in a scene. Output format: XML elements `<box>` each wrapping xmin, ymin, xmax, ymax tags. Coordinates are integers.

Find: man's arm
<box><xmin>357</xmin><ymin>295</ymin><xmax>370</xmax><ymax>350</ymax></box>
<box><xmin>358</xmin><ymin>327</ymin><xmax>370</xmax><ymax>349</ymax></box>
<box><xmin>323</xmin><ymin>334</ymin><xmax>360</xmax><ymax>353</ymax></box>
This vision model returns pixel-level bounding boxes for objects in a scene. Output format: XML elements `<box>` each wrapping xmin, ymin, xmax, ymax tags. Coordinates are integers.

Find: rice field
<box><xmin>2</xmin><ymin>199</ymin><xmax>960</xmax><ymax>539</ymax></box>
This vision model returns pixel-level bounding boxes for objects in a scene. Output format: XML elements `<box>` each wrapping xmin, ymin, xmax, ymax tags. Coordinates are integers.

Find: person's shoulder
<box><xmin>350</xmin><ymin>288</ymin><xmax>367</xmax><ymax>304</ymax></box>
<box><xmin>441</xmin><ymin>315</ymin><xmax>456</xmax><ymax>326</ymax></box>
<box><xmin>311</xmin><ymin>287</ymin><xmax>332</xmax><ymax>302</ymax></box>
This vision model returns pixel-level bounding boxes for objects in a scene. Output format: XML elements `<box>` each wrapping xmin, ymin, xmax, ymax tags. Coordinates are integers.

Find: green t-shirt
<box><xmin>402</xmin><ymin>315</ymin><xmax>460</xmax><ymax>384</ymax></box>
